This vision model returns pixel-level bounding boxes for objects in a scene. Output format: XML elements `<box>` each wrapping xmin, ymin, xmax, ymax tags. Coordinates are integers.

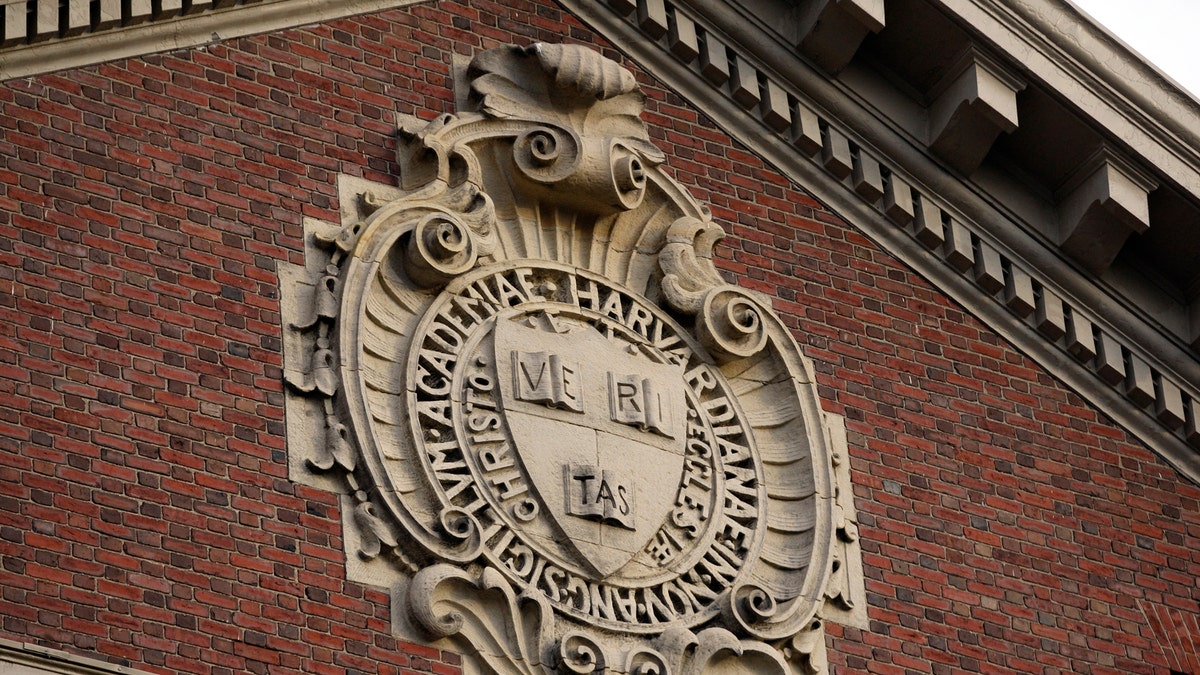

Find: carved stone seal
<box><xmin>407</xmin><ymin>262</ymin><xmax>761</xmax><ymax>630</ymax></box>
<box><xmin>282</xmin><ymin>43</ymin><xmax>865</xmax><ymax>674</ymax></box>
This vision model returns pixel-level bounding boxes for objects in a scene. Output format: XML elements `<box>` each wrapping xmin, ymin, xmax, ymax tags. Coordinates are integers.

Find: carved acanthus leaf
<box><xmin>408</xmin><ymin>565</ymin><xmax>551</xmax><ymax>675</ymax></box>
<box><xmin>353</xmin><ymin>500</ymin><xmax>398</xmax><ymax>560</ymax></box>
<box><xmin>306</xmin><ymin>418</ymin><xmax>355</xmax><ymax>473</ymax></box>
<box><xmin>469</xmin><ymin>43</ymin><xmax>664</xmax><ymax>165</ymax></box>
<box><xmin>660</xmin><ymin>216</ymin><xmax>726</xmax><ymax>314</ymax></box>
<box><xmin>785</xmin><ymin>621</ymin><xmax>829</xmax><ymax>675</ymax></box>
<box><xmin>690</xmin><ymin>627</ymin><xmax>790</xmax><ymax>675</ymax></box>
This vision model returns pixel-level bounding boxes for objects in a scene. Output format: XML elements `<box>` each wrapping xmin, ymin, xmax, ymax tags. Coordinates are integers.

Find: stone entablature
<box><xmin>9</xmin><ymin>0</ymin><xmax>1200</xmax><ymax>489</ymax></box>
<box><xmin>0</xmin><ymin>638</ymin><xmax>155</xmax><ymax>675</ymax></box>
<box><xmin>560</xmin><ymin>0</ymin><xmax>1200</xmax><ymax>486</ymax></box>
<box><xmin>280</xmin><ymin>43</ymin><xmax>865</xmax><ymax>673</ymax></box>
<box><xmin>0</xmin><ymin>0</ymin><xmax>426</xmax><ymax>80</ymax></box>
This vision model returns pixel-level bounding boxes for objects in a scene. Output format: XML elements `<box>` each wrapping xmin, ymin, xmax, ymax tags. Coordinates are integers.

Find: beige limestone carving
<box><xmin>280</xmin><ymin>43</ymin><xmax>866</xmax><ymax>674</ymax></box>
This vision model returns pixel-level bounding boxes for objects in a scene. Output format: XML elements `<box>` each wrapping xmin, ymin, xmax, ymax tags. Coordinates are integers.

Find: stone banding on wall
<box><xmin>0</xmin><ymin>0</ymin><xmax>428</xmax><ymax>80</ymax></box>
<box><xmin>0</xmin><ymin>638</ymin><xmax>158</xmax><ymax>675</ymax></box>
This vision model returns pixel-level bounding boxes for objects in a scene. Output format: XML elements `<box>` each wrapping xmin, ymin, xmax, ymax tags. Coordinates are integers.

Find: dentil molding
<box><xmin>558</xmin><ymin>0</ymin><xmax>1200</xmax><ymax>485</ymax></box>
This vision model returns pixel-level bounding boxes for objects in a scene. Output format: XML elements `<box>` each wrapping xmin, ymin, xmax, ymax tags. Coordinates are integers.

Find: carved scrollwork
<box><xmin>353</xmin><ymin>500</ymin><xmax>398</xmax><ymax>560</ymax></box>
<box><xmin>557</xmin><ymin>632</ymin><xmax>607</xmax><ymax>674</ymax></box>
<box><xmin>625</xmin><ymin>649</ymin><xmax>670</xmax><ymax>675</ymax></box>
<box><xmin>609</xmin><ymin>143</ymin><xmax>648</xmax><ymax>211</ymax></box>
<box><xmin>724</xmin><ymin>583</ymin><xmax>823</xmax><ymax>646</ymax></box>
<box><xmin>378</xmin><ymin>179</ymin><xmax>499</xmax><ymax>291</ymax></box>
<box><xmin>408</xmin><ymin>565</ymin><xmax>549</xmax><ymax>675</ymax></box>
<box><xmin>695</xmin><ymin>286</ymin><xmax>770</xmax><ymax>361</ymax></box>
<box><xmin>508</xmin><ymin>126</ymin><xmax>652</xmax><ymax>213</ymax></box>
<box><xmin>514</xmin><ymin>126</ymin><xmax>581</xmax><ymax>184</ymax></box>
<box><xmin>732</xmin><ymin>583</ymin><xmax>781</xmax><ymax>625</ymax></box>
<box><xmin>436</xmin><ymin>507</ymin><xmax>483</xmax><ymax>561</ymax></box>
<box><xmin>405</xmin><ymin>212</ymin><xmax>481</xmax><ymax>287</ymax></box>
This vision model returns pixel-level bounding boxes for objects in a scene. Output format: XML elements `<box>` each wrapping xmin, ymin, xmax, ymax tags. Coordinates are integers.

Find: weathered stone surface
<box><xmin>884</xmin><ymin>173</ymin><xmax>915</xmax><ymax>225</ymax></box>
<box><xmin>796</xmin><ymin>0</ymin><xmax>885</xmax><ymax>73</ymax></box>
<box><xmin>1035</xmin><ymin>286</ymin><xmax>1066</xmax><ymax>340</ymax></box>
<box><xmin>852</xmin><ymin>151</ymin><xmax>884</xmax><ymax>202</ymax></box>
<box><xmin>1056</xmin><ymin>148</ymin><xmax>1157</xmax><ymax>275</ymax></box>
<box><xmin>280</xmin><ymin>42</ymin><xmax>861</xmax><ymax>675</ymax></box>
<box><xmin>928</xmin><ymin>47</ymin><xmax>1024</xmax><ymax>175</ymax></box>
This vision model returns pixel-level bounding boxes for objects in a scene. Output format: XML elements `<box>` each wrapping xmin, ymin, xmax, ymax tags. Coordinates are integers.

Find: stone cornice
<box><xmin>0</xmin><ymin>0</ymin><xmax>425</xmax><ymax>81</ymax></box>
<box><xmin>936</xmin><ymin>0</ymin><xmax>1200</xmax><ymax>202</ymax></box>
<box><xmin>0</xmin><ymin>638</ymin><xmax>154</xmax><ymax>674</ymax></box>
<box><xmin>557</xmin><ymin>0</ymin><xmax>1200</xmax><ymax>485</ymax></box>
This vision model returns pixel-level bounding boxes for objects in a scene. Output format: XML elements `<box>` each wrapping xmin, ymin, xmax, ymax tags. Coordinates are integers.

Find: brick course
<box><xmin>1</xmin><ymin>1</ymin><xmax>1198</xmax><ymax>674</ymax></box>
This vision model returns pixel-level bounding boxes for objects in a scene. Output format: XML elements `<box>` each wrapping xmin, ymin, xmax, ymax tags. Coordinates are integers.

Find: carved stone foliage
<box><xmin>281</xmin><ymin>43</ymin><xmax>866</xmax><ymax>674</ymax></box>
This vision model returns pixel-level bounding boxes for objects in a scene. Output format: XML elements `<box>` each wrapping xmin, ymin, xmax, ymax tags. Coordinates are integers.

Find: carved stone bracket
<box><xmin>928</xmin><ymin>47</ymin><xmax>1025</xmax><ymax>175</ymax></box>
<box><xmin>796</xmin><ymin>0</ymin><xmax>885</xmax><ymax>74</ymax></box>
<box><xmin>280</xmin><ymin>43</ymin><xmax>865</xmax><ymax>674</ymax></box>
<box><xmin>1056</xmin><ymin>146</ymin><xmax>1158</xmax><ymax>275</ymax></box>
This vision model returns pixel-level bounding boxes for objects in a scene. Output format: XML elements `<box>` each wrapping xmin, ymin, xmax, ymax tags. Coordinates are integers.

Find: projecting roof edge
<box><xmin>940</xmin><ymin>0</ymin><xmax>1200</xmax><ymax>200</ymax></box>
<box><xmin>0</xmin><ymin>637</ymin><xmax>157</xmax><ymax>674</ymax></box>
<box><xmin>558</xmin><ymin>0</ymin><xmax>1200</xmax><ymax>486</ymax></box>
<box><xmin>0</xmin><ymin>0</ymin><xmax>426</xmax><ymax>81</ymax></box>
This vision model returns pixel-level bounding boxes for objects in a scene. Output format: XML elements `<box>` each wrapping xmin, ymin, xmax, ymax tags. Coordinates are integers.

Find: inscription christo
<box><xmin>460</xmin><ymin>363</ymin><xmax>540</xmax><ymax>522</ymax></box>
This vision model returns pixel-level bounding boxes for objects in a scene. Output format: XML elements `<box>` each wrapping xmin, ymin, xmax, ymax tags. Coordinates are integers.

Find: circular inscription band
<box><xmin>402</xmin><ymin>263</ymin><xmax>766</xmax><ymax>632</ymax></box>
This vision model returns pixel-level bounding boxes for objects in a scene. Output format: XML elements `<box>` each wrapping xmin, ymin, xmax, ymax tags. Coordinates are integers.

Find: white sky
<box><xmin>1070</xmin><ymin>0</ymin><xmax>1200</xmax><ymax>97</ymax></box>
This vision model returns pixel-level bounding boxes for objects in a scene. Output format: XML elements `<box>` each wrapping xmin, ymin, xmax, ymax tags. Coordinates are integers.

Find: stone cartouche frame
<box><xmin>280</xmin><ymin>43</ymin><xmax>866</xmax><ymax>675</ymax></box>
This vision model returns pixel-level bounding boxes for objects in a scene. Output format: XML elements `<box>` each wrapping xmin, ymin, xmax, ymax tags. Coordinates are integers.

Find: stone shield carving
<box><xmin>282</xmin><ymin>43</ymin><xmax>865</xmax><ymax>675</ymax></box>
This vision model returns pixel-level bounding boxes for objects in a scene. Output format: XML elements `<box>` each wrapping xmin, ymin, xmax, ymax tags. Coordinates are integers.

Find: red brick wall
<box><xmin>1</xmin><ymin>1</ymin><xmax>1198</xmax><ymax>674</ymax></box>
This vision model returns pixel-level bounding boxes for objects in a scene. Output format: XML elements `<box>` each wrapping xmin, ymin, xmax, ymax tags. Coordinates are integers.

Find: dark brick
<box><xmin>0</xmin><ymin>5</ymin><xmax>1196</xmax><ymax>675</ymax></box>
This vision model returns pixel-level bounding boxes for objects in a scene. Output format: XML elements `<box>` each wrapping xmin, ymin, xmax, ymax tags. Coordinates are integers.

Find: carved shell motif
<box><xmin>286</xmin><ymin>43</ymin><xmax>857</xmax><ymax>675</ymax></box>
